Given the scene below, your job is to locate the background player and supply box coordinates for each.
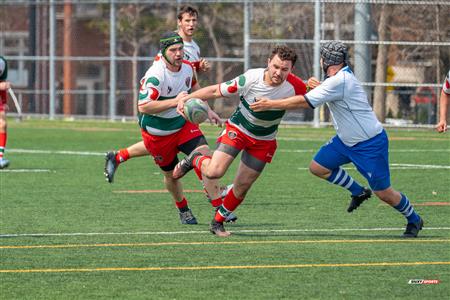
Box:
[0,56,11,169]
[436,70,449,133]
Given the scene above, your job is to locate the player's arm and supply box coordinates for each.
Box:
[436,89,449,133]
[251,95,313,112]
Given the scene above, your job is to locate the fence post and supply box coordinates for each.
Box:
[49,0,56,119]
[109,0,116,121]
[312,0,321,128]
[244,0,250,71]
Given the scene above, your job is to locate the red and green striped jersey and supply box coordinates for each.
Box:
[219,68,307,140]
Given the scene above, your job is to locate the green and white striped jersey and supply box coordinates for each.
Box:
[220,68,307,140]
[138,57,195,136]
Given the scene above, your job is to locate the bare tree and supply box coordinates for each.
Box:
[373,4,390,122]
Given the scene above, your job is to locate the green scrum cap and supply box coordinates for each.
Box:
[160,31,183,65]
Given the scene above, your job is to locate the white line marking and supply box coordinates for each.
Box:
[0,169,53,173]
[279,149,450,153]
[1,227,449,238]
[9,149,104,156]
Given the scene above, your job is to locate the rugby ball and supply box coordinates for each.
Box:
[184,98,209,124]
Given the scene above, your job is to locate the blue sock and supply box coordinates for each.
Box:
[327,167,364,196]
[394,193,420,223]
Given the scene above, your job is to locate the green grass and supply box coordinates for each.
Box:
[1,119,449,299]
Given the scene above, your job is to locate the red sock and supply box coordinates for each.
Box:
[115,148,130,164]
[210,197,222,208]
[175,197,188,210]
[193,155,210,173]
[0,132,6,159]
[215,188,243,222]
[194,167,203,180]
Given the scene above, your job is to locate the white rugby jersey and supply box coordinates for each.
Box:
[183,39,201,63]
[138,57,196,136]
[220,68,307,140]
[304,66,383,146]
[442,70,450,95]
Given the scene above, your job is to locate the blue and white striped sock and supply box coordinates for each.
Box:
[327,167,364,196]
[394,193,420,224]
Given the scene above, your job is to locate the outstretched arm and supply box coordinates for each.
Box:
[250,95,313,112]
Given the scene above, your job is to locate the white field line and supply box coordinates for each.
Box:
[1,227,449,238]
[0,169,52,173]
[279,149,450,153]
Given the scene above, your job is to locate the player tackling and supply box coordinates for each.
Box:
[250,41,424,238]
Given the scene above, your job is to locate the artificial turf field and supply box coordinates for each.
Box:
[0,119,449,299]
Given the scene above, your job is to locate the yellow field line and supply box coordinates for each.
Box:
[1,239,449,250]
[1,261,449,274]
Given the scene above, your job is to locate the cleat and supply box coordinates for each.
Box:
[0,158,10,169]
[209,220,231,237]
[173,151,202,179]
[403,217,424,238]
[104,151,118,183]
[347,188,372,212]
[179,209,198,225]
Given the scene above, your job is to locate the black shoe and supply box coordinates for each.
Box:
[104,151,118,183]
[403,217,424,238]
[173,151,202,179]
[179,209,198,225]
[348,188,372,212]
[209,220,231,237]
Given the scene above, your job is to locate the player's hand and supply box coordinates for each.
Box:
[250,97,272,112]
[207,108,223,127]
[199,58,211,72]
[175,92,189,118]
[307,77,320,90]
[0,81,11,91]
[436,120,448,133]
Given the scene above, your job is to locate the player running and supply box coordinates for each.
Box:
[105,5,211,183]
[173,45,307,236]
[0,56,11,169]
[250,41,424,238]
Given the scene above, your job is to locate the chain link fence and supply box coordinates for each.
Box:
[1,0,449,126]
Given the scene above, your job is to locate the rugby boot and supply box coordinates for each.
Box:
[104,151,118,183]
[173,151,202,179]
[403,217,424,238]
[0,158,10,169]
[347,187,372,212]
[210,220,231,237]
[179,209,198,225]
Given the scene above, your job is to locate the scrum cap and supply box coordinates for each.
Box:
[160,31,183,53]
[320,41,348,71]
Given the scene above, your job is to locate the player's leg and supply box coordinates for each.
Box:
[211,150,266,237]
[352,130,423,237]
[160,160,197,225]
[104,141,150,183]
[0,110,9,169]
[141,130,197,225]
[310,136,370,212]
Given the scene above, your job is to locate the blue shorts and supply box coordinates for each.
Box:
[313,130,391,191]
